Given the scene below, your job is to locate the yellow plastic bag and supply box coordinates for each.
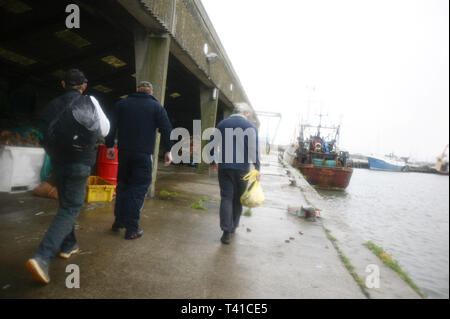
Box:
[240,169,264,207]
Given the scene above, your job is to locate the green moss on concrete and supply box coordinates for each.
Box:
[327,234,337,242]
[200,196,219,203]
[160,190,219,211]
[364,241,425,298]
[160,190,218,203]
[325,228,368,297]
[159,189,188,198]
[190,200,207,210]
[336,246,367,295]
[244,209,252,217]
[324,228,337,242]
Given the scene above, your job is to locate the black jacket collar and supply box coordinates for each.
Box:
[130,91,158,101]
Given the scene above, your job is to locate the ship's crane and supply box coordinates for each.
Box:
[435,144,449,172]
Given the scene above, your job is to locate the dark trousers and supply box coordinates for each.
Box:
[218,169,248,232]
[35,162,90,262]
[114,150,152,234]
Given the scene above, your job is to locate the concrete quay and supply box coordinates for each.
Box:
[0,153,371,298]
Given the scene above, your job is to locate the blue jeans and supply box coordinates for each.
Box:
[35,162,90,262]
[218,169,248,232]
[113,150,152,234]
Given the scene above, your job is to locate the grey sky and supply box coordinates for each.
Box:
[201,0,449,162]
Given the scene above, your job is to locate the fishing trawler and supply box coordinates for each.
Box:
[292,119,353,190]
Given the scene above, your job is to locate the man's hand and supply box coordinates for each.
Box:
[210,163,218,171]
[106,148,116,160]
[164,151,172,166]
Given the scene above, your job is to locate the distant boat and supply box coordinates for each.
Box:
[367,155,406,172]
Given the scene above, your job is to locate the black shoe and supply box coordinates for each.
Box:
[220,231,231,244]
[125,229,144,240]
[112,223,124,232]
[26,256,50,284]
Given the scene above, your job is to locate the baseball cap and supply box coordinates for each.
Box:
[64,68,88,86]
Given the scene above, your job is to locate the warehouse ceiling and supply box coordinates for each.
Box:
[0,0,140,109]
[0,0,205,126]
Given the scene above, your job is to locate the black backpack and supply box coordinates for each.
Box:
[44,94,99,158]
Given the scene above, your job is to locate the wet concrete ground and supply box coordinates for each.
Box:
[0,154,365,298]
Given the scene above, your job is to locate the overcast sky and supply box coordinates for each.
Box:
[201,0,449,162]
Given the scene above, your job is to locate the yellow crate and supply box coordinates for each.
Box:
[85,176,116,202]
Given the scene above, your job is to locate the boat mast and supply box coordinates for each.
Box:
[335,125,340,145]
[316,112,324,137]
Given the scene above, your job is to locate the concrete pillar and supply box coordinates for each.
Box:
[134,28,171,197]
[199,87,219,172]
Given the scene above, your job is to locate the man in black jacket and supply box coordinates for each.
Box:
[105,81,173,240]
[26,69,110,284]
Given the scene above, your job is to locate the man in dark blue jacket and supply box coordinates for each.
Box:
[211,103,260,244]
[105,81,173,239]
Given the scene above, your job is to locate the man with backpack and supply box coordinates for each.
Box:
[26,69,110,284]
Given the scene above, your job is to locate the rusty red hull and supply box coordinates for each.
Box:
[296,164,353,190]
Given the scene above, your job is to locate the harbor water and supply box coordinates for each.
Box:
[317,169,449,299]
